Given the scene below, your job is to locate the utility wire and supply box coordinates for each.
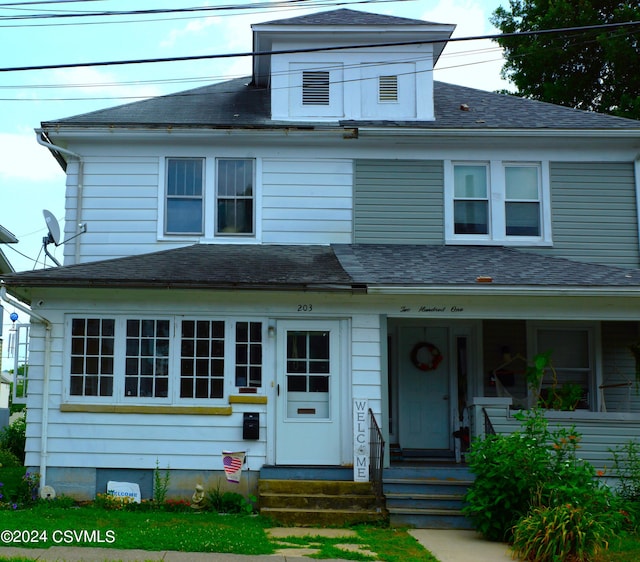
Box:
[1,20,638,73]
[0,0,403,23]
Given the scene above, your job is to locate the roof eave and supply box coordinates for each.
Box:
[367,285,640,296]
[356,127,640,138]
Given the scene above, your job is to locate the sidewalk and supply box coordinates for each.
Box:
[0,529,517,561]
[410,529,516,561]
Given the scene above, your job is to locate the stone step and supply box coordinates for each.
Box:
[261,506,385,527]
[258,478,386,526]
[385,492,466,511]
[259,479,375,495]
[260,491,378,510]
[387,506,474,530]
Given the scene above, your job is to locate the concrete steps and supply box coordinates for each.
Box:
[258,474,386,526]
[384,465,474,529]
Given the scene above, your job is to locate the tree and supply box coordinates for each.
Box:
[491,1,640,119]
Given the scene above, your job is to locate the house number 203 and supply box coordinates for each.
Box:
[297,304,313,312]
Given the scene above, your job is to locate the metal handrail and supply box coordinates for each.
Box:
[368,408,385,506]
[482,407,496,436]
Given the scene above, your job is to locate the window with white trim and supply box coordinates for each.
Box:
[66,316,264,402]
[70,318,115,397]
[532,324,595,410]
[161,157,256,239]
[446,161,549,245]
[165,158,204,235]
[216,159,254,235]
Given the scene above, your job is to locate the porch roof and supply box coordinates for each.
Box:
[332,244,640,288]
[3,244,640,300]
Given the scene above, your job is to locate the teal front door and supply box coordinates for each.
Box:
[398,326,451,451]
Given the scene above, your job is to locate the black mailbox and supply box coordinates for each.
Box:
[243,412,259,440]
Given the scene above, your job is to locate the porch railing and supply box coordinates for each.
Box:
[368,408,385,507]
[482,407,496,435]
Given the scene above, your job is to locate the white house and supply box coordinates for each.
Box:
[2,8,640,527]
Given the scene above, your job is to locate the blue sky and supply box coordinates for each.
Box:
[0,0,508,362]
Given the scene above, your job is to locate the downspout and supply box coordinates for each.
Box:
[635,154,640,261]
[35,130,84,265]
[0,287,52,493]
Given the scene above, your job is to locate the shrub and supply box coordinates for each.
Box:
[0,414,26,464]
[463,410,551,541]
[610,440,640,502]
[0,449,21,468]
[464,409,624,543]
[512,502,610,562]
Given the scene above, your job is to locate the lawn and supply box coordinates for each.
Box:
[0,503,436,561]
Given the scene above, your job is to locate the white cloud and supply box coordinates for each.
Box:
[160,16,221,49]
[51,66,162,101]
[0,132,65,182]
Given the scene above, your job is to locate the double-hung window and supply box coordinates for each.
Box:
[165,158,204,235]
[162,157,256,239]
[447,161,549,245]
[216,159,254,235]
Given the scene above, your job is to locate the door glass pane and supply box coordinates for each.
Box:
[286,330,330,419]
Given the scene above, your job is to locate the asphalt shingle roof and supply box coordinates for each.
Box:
[4,244,640,292]
[332,245,640,287]
[42,78,640,131]
[258,8,437,26]
[1,245,353,290]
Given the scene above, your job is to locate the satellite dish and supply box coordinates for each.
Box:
[43,209,61,246]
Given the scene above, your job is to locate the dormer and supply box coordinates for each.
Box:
[251,9,455,123]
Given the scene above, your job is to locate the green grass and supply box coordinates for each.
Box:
[0,504,437,561]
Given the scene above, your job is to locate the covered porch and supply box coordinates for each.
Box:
[384,316,640,467]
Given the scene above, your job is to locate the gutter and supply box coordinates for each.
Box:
[0,287,52,495]
[36,130,84,265]
[366,285,640,297]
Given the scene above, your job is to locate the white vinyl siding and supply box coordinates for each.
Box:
[262,158,353,244]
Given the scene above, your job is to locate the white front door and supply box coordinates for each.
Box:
[399,326,451,451]
[275,320,342,465]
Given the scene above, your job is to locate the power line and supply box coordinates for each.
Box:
[0,0,403,26]
[1,19,638,74]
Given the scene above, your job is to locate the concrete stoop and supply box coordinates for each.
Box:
[258,479,387,526]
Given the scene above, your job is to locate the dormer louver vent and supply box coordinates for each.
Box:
[379,75,398,102]
[302,71,330,105]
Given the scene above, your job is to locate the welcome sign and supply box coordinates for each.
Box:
[106,481,141,503]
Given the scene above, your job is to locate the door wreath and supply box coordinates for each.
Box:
[411,342,443,372]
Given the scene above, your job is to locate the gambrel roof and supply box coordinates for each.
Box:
[42,77,640,132]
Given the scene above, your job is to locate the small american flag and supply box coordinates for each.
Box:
[223,455,243,474]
